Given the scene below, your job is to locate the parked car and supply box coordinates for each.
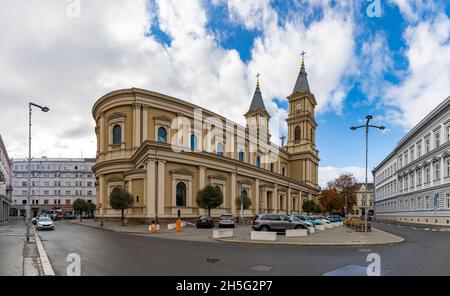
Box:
[292,215,314,227]
[32,216,39,225]
[37,217,54,231]
[317,216,331,224]
[327,215,343,222]
[196,216,214,228]
[252,214,307,232]
[218,214,235,228]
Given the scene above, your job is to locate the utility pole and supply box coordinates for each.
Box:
[351,115,385,233]
[27,102,50,242]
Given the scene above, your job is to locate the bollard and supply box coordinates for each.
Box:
[176,218,182,232]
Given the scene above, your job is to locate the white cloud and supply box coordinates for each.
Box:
[319,166,372,188]
[0,0,358,159]
[384,13,450,128]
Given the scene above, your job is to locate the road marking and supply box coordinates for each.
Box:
[33,228,55,276]
[424,228,430,231]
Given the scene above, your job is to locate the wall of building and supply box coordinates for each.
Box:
[0,135,12,222]
[11,158,96,216]
[374,96,450,226]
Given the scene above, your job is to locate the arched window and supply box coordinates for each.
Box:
[158,127,167,143]
[216,143,223,156]
[190,134,197,151]
[238,150,244,162]
[295,126,301,142]
[176,182,186,207]
[270,163,274,172]
[256,156,261,168]
[242,189,248,199]
[282,167,286,176]
[112,125,121,145]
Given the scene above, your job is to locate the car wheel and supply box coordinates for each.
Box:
[294,225,302,229]
[260,225,270,232]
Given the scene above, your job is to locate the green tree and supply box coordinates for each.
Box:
[87,203,97,217]
[109,187,134,226]
[197,185,223,216]
[302,200,317,215]
[235,193,252,211]
[72,199,89,222]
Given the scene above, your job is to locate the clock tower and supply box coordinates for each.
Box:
[286,53,319,188]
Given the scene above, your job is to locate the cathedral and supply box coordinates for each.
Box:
[92,56,320,222]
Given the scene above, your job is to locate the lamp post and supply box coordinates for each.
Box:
[351,115,385,233]
[27,102,50,242]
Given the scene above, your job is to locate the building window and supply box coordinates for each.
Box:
[425,165,430,183]
[112,125,121,145]
[294,126,301,142]
[410,147,414,161]
[282,167,286,176]
[65,199,70,205]
[216,143,223,156]
[176,182,187,207]
[256,156,261,168]
[434,162,440,180]
[158,127,167,143]
[238,150,244,162]
[417,170,422,185]
[446,158,450,177]
[190,134,197,151]
[425,137,430,153]
[434,131,440,148]
[446,126,450,142]
[447,193,450,209]
[270,163,274,172]
[417,142,422,158]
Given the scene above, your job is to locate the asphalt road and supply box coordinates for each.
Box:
[38,221,450,276]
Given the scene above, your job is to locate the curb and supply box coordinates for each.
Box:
[33,228,55,276]
[216,237,405,246]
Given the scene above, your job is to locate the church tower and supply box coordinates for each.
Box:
[245,74,271,144]
[286,53,319,188]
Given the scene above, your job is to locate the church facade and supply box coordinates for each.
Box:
[92,58,320,223]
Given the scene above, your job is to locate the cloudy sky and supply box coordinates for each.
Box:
[0,0,449,186]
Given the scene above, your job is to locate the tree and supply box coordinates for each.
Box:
[109,187,134,226]
[72,199,89,222]
[325,173,358,215]
[235,194,252,211]
[319,188,341,214]
[87,203,97,217]
[302,200,317,215]
[197,185,223,216]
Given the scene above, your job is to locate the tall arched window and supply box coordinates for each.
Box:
[295,126,301,142]
[176,182,186,207]
[112,125,121,145]
[238,150,244,162]
[158,127,167,143]
[216,143,223,156]
[256,156,261,168]
[242,189,248,199]
[270,163,274,172]
[190,134,197,151]
[282,167,286,176]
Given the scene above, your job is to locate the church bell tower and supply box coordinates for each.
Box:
[286,52,319,188]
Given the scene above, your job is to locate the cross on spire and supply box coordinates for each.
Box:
[256,73,261,87]
[300,50,306,69]
[280,135,286,147]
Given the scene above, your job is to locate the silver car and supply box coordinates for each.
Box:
[252,214,307,232]
[37,217,54,230]
[218,214,235,228]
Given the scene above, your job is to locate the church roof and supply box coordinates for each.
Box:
[292,61,310,94]
[245,76,270,117]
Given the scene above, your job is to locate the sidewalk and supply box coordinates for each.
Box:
[0,217,43,276]
[69,220,404,246]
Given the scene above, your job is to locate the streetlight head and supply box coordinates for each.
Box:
[41,107,50,112]
[350,126,357,131]
[366,115,373,120]
[379,126,386,130]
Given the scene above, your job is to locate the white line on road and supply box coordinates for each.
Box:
[33,228,55,276]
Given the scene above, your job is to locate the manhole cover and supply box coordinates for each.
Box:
[206,258,223,264]
[251,265,272,272]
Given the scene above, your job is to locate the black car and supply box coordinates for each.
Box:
[196,216,214,228]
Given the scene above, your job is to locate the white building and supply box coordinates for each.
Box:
[0,135,13,222]
[353,183,374,217]
[11,157,96,217]
[374,96,450,226]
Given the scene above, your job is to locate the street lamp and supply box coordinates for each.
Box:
[350,115,385,233]
[27,102,50,242]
